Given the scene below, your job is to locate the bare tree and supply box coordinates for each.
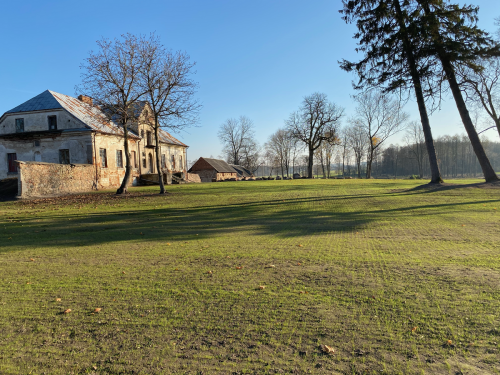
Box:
[404,121,426,178]
[137,34,200,194]
[351,91,409,178]
[338,127,351,177]
[78,34,146,194]
[457,58,500,138]
[346,122,366,178]
[286,93,344,178]
[265,128,296,177]
[218,116,257,165]
[240,138,262,174]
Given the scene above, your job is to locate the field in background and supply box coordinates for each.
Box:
[0,179,499,374]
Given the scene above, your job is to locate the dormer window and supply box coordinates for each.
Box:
[48,116,57,130]
[141,130,145,138]
[15,118,24,133]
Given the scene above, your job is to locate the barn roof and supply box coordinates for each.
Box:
[230,164,254,178]
[200,158,237,173]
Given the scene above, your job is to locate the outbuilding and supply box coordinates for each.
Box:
[188,157,237,182]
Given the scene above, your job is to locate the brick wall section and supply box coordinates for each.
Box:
[17,161,96,198]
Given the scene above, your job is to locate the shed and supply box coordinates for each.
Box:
[188,157,238,182]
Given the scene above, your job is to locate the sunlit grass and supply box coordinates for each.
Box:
[0,179,499,374]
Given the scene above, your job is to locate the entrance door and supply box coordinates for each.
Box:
[149,154,154,173]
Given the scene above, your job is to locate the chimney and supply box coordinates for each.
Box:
[78,95,93,106]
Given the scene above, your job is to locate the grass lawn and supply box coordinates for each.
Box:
[0,179,499,375]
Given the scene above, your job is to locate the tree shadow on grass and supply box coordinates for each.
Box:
[2,189,499,252]
[405,180,500,194]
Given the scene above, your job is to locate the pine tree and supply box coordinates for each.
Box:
[340,0,444,183]
[415,0,499,182]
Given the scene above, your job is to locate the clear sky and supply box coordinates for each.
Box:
[1,0,499,163]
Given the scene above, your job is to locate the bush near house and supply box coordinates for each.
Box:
[0,179,499,374]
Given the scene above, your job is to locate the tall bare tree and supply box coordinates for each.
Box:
[346,122,366,178]
[137,34,200,194]
[457,58,500,138]
[351,91,409,178]
[286,93,343,178]
[265,128,296,177]
[218,116,257,165]
[78,34,146,194]
[240,138,262,174]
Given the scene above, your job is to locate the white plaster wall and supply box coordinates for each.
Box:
[0,133,92,180]
[0,110,87,134]
[94,133,140,187]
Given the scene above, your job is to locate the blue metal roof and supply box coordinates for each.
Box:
[6,90,64,113]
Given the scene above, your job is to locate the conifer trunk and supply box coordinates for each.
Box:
[393,0,443,183]
[418,1,498,182]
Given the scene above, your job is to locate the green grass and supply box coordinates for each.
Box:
[0,179,499,374]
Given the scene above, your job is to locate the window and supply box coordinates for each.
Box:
[15,118,24,133]
[34,140,40,147]
[171,154,176,170]
[146,131,152,146]
[141,130,145,138]
[59,149,70,164]
[48,116,57,130]
[180,155,183,170]
[131,151,137,168]
[116,150,123,168]
[142,158,146,168]
[100,148,107,168]
[7,153,17,173]
[161,154,166,168]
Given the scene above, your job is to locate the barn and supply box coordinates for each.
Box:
[188,157,238,182]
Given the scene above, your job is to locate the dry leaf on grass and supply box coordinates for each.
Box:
[63,309,71,314]
[411,327,417,333]
[236,266,243,270]
[30,258,35,261]
[207,271,213,274]
[259,285,265,289]
[55,298,62,302]
[320,344,335,355]
[94,308,102,313]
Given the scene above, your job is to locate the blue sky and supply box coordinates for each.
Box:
[1,0,499,162]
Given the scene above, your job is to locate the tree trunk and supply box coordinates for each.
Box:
[418,2,498,182]
[307,148,314,178]
[366,147,374,178]
[117,122,131,194]
[154,120,166,194]
[393,0,443,183]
